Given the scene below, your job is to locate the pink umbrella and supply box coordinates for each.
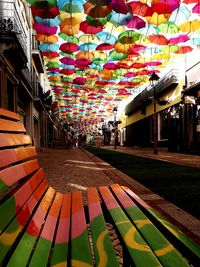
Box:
[124,72,137,78]
[103,62,119,70]
[73,77,86,85]
[111,0,129,14]
[146,61,162,66]
[126,16,146,30]
[75,59,91,66]
[60,57,75,65]
[33,21,57,35]
[169,34,190,44]
[192,3,200,14]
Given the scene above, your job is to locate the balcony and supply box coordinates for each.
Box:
[32,36,44,73]
[125,69,179,116]
[0,0,29,66]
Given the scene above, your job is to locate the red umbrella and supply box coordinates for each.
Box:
[60,69,75,75]
[128,1,153,17]
[148,34,169,45]
[96,43,114,51]
[152,0,180,15]
[73,77,86,85]
[130,62,147,69]
[175,46,193,54]
[80,21,103,34]
[124,72,137,78]
[60,42,79,53]
[41,52,59,57]
[31,6,59,18]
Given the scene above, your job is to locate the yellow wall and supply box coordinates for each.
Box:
[118,79,184,129]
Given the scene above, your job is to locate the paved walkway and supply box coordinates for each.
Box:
[38,147,200,245]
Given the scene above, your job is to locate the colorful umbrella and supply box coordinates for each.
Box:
[60,42,79,53]
[80,20,103,34]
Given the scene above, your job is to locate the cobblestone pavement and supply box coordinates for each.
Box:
[38,147,200,244]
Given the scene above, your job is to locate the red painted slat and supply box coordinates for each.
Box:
[0,146,37,168]
[0,133,32,148]
[0,119,26,133]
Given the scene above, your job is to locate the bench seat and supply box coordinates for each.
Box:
[0,108,200,267]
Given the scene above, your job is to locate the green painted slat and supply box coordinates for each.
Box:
[50,193,71,267]
[87,187,119,267]
[29,193,63,267]
[71,191,93,267]
[6,188,55,267]
[111,184,189,267]
[123,186,200,261]
[99,186,162,267]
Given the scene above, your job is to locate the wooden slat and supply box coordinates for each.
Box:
[0,146,37,168]
[122,186,200,261]
[50,193,71,267]
[111,184,189,267]
[0,159,40,193]
[0,178,48,264]
[0,133,32,148]
[6,187,55,267]
[0,108,20,121]
[71,191,93,267]
[29,192,63,267]
[87,187,119,267]
[99,186,162,267]
[0,118,26,133]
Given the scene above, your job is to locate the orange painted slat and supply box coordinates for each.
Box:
[0,108,20,121]
[0,119,26,132]
[0,133,32,148]
[0,146,37,168]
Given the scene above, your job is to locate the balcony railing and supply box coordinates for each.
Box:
[0,0,29,57]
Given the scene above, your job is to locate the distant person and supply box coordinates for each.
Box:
[96,134,103,148]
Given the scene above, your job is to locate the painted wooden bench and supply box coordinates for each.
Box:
[0,108,200,267]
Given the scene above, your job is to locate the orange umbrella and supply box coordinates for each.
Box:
[76,51,95,60]
[36,34,58,43]
[60,21,80,35]
[83,1,112,18]
[148,34,169,45]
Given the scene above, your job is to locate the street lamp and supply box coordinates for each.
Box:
[113,107,118,149]
[149,72,160,154]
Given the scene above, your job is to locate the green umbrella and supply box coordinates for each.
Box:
[109,50,128,60]
[58,33,79,43]
[118,30,140,44]
[157,21,179,35]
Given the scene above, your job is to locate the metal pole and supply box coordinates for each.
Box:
[114,112,117,149]
[153,86,158,154]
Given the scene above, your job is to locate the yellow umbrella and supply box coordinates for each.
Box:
[93,51,107,60]
[114,43,134,53]
[104,22,125,34]
[58,11,83,23]
[179,20,200,33]
[79,34,100,43]
[145,12,170,26]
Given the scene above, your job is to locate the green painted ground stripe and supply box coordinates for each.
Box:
[123,186,200,260]
[111,184,189,267]
[99,186,162,267]
[87,188,119,267]
[50,243,69,267]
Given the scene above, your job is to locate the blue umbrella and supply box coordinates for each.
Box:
[79,43,97,51]
[35,16,60,27]
[96,31,117,45]
[39,43,59,52]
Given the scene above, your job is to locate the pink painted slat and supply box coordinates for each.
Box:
[0,108,20,121]
[40,192,63,241]
[87,187,102,222]
[71,191,87,239]
[55,193,71,243]
[111,184,137,208]
[0,159,40,187]
[99,186,120,210]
